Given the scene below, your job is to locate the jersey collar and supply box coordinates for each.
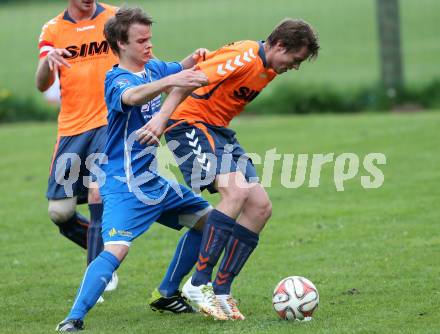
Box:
[63,3,105,23]
[258,40,268,68]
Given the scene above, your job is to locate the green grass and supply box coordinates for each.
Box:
[0,0,439,102]
[1,112,439,333]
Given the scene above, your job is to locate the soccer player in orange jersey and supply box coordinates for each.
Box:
[35,0,120,298]
[140,19,320,319]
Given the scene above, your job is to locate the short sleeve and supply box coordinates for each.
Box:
[105,73,136,113]
[162,61,183,76]
[38,19,57,59]
[196,45,258,86]
[147,59,183,78]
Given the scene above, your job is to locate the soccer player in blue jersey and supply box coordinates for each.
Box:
[56,7,223,331]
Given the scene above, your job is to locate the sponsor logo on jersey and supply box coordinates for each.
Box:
[116,79,130,89]
[64,40,110,59]
[141,95,161,121]
[233,86,260,102]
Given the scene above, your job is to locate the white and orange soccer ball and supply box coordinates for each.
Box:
[272,276,319,321]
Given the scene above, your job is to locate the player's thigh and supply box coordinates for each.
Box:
[101,191,163,247]
[157,183,212,231]
[47,131,93,202]
[231,137,259,184]
[84,126,107,202]
[213,138,259,195]
[86,126,107,156]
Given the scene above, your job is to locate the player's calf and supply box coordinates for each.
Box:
[238,183,272,233]
[86,186,105,265]
[215,172,250,218]
[191,210,236,286]
[212,223,259,295]
[60,248,123,327]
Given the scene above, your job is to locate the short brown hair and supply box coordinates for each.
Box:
[104,7,153,55]
[267,19,319,60]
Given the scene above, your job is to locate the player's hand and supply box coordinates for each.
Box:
[136,113,167,145]
[46,48,72,71]
[170,68,208,88]
[192,48,209,62]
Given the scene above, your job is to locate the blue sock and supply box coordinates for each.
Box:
[87,203,104,265]
[191,209,235,286]
[67,251,120,320]
[159,229,202,297]
[213,223,259,295]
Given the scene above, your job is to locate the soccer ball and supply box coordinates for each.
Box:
[272,276,319,321]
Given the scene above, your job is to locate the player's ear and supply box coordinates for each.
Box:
[276,42,288,54]
[117,40,126,52]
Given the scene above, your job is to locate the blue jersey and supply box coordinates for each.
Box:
[101,59,182,196]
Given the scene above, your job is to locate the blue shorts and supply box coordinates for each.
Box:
[101,182,211,246]
[164,120,258,193]
[47,126,107,203]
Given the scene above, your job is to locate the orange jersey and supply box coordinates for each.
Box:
[38,3,118,136]
[171,40,277,127]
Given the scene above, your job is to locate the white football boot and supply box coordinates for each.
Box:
[182,277,228,320]
[104,271,118,292]
[217,294,245,320]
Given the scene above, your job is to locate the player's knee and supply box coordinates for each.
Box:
[88,185,102,204]
[224,185,250,209]
[245,189,272,224]
[259,197,272,223]
[218,173,250,205]
[104,244,129,262]
[48,198,76,225]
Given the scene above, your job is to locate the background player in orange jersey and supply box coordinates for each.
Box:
[35,0,209,302]
[138,19,320,320]
[35,0,120,300]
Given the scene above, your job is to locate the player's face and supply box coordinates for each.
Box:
[69,0,96,13]
[121,23,153,66]
[268,44,310,74]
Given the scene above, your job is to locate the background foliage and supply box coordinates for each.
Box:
[0,0,439,121]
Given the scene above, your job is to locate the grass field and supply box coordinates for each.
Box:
[0,0,439,101]
[1,112,439,333]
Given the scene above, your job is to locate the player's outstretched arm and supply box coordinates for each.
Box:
[136,87,192,145]
[180,48,209,69]
[35,48,71,92]
[122,68,208,107]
